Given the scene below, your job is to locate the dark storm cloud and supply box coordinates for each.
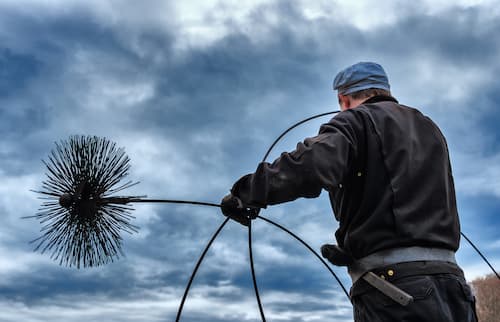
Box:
[2,3,499,142]
[362,7,499,63]
[120,3,500,163]
[0,8,142,174]
[0,49,41,98]
[474,86,500,154]
[4,2,498,171]
[0,265,136,304]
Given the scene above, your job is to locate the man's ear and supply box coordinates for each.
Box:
[338,94,350,110]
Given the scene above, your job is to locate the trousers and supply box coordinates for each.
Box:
[350,262,478,322]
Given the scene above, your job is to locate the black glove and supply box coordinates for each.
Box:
[320,244,354,266]
[220,194,258,227]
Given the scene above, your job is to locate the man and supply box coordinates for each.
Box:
[221,62,477,321]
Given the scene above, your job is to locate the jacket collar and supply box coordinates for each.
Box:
[363,95,398,104]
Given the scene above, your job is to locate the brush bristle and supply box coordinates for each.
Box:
[29,135,139,268]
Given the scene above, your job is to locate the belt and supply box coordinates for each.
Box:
[350,260,464,299]
[347,247,457,306]
[348,246,457,283]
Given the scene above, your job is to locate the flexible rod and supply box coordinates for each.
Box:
[249,220,266,321]
[461,232,500,280]
[258,215,350,299]
[247,110,342,321]
[175,217,230,321]
[131,198,221,208]
[262,111,339,161]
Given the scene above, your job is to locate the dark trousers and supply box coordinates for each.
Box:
[350,262,478,322]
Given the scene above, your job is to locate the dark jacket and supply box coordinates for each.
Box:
[232,95,460,259]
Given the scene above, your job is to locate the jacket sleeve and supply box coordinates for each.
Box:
[231,112,360,208]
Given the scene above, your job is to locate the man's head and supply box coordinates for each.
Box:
[333,62,391,111]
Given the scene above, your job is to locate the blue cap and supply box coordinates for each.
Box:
[333,62,390,95]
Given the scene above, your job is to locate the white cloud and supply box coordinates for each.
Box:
[125,254,177,281]
[254,242,289,264]
[0,284,352,322]
[262,290,352,322]
[120,133,221,199]
[0,171,44,248]
[453,151,500,197]
[4,0,496,55]
[461,260,500,281]
[489,239,500,250]
[71,50,156,111]
[390,55,492,112]
[0,247,54,285]
[0,289,179,322]
[204,236,249,272]
[420,0,500,14]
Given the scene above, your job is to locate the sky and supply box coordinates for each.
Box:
[1,0,499,321]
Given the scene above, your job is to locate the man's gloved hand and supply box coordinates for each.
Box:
[320,244,354,266]
[220,194,258,227]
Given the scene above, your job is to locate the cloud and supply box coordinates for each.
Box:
[488,240,500,250]
[0,282,352,322]
[1,1,500,321]
[0,289,179,322]
[454,152,500,197]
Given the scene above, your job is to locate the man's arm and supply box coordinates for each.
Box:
[231,112,361,208]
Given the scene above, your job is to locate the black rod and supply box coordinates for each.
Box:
[246,110,342,321]
[175,217,231,321]
[258,215,350,299]
[248,220,266,321]
[461,231,500,280]
[130,199,221,208]
[262,111,339,161]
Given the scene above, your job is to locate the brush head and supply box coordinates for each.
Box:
[29,135,140,268]
[59,193,74,208]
